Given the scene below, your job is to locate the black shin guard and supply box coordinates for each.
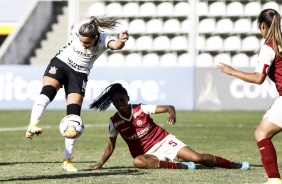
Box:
[40,85,57,102]
[67,104,81,116]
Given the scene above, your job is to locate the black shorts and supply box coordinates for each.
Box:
[44,57,88,96]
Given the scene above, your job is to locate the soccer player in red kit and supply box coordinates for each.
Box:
[89,83,249,170]
[217,9,282,184]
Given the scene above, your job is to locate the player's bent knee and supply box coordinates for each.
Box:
[40,85,57,102]
[133,157,145,168]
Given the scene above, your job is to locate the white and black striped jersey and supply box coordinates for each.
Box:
[55,23,116,75]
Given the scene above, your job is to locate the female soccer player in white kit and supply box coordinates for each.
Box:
[25,16,128,172]
[217,9,282,184]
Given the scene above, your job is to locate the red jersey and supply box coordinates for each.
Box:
[255,41,282,95]
[108,104,169,158]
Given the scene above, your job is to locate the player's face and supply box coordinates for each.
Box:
[112,93,130,114]
[79,35,97,49]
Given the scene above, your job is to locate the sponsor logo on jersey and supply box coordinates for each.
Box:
[67,58,83,70]
[124,125,151,140]
[136,120,142,126]
[114,120,125,128]
[74,49,95,58]
[48,66,58,74]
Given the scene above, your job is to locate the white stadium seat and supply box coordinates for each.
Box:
[209,2,226,16]
[174,2,189,17]
[94,53,107,67]
[153,36,170,51]
[196,53,213,67]
[181,19,190,33]
[244,2,261,16]
[224,36,241,51]
[170,36,188,51]
[146,19,163,34]
[242,36,259,51]
[226,2,244,17]
[196,35,205,50]
[128,19,146,34]
[160,53,178,67]
[125,53,142,67]
[157,2,174,17]
[197,2,208,16]
[234,18,251,33]
[139,2,156,17]
[178,53,193,67]
[205,36,223,51]
[163,19,181,33]
[262,2,279,12]
[249,54,258,67]
[107,53,124,67]
[143,53,159,67]
[252,20,260,34]
[123,2,139,17]
[136,36,153,51]
[115,19,128,33]
[106,3,122,17]
[199,18,216,34]
[87,2,106,17]
[216,18,233,33]
[231,53,249,67]
[213,53,231,66]
[122,36,135,51]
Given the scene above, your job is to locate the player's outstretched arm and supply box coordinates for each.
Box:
[89,136,117,169]
[108,30,129,50]
[155,105,176,125]
[217,62,266,84]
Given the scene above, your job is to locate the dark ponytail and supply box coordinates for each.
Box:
[89,83,127,111]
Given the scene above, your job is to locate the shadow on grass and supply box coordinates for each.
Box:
[0,160,95,165]
[250,164,263,168]
[0,169,143,182]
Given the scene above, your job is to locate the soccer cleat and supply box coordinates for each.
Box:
[231,161,250,170]
[62,158,78,172]
[25,120,43,139]
[264,178,282,184]
[178,161,196,170]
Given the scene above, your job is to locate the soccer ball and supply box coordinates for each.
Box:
[59,115,84,139]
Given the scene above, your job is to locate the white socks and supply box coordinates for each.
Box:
[29,94,50,125]
[64,138,76,159]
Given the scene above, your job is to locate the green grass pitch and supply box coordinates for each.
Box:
[0,110,281,184]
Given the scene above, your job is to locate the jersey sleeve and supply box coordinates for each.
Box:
[100,33,117,49]
[255,45,275,74]
[140,104,157,114]
[108,119,118,137]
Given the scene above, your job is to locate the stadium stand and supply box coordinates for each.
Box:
[3,0,279,67]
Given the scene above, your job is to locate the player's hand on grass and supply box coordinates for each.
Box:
[167,116,176,125]
[89,163,103,169]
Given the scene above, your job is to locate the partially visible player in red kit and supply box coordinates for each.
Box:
[217,8,282,184]
[88,83,249,170]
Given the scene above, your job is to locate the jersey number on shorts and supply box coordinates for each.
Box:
[169,140,177,147]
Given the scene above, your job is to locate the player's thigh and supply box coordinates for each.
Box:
[43,76,61,90]
[177,146,202,162]
[255,118,282,141]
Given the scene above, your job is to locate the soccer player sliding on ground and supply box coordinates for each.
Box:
[89,83,249,170]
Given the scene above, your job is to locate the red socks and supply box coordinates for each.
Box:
[158,161,178,169]
[257,138,280,178]
[213,156,232,168]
